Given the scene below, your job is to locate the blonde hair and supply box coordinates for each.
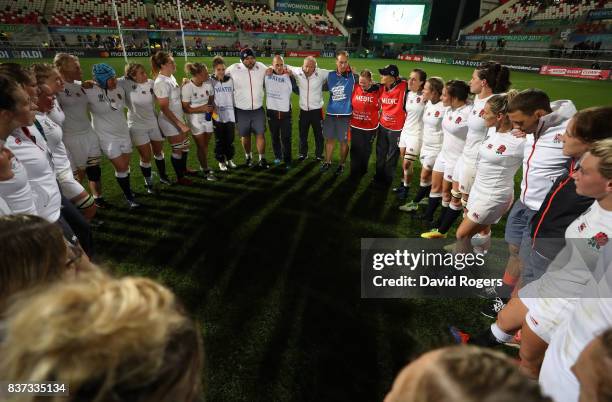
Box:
[184,62,206,77]
[0,271,203,402]
[30,63,59,86]
[487,89,519,115]
[590,138,612,180]
[53,52,78,72]
[125,63,146,81]
[0,215,67,313]
[391,346,551,402]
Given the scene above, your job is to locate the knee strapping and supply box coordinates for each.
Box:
[75,194,95,210]
[461,198,468,208]
[182,138,191,149]
[451,189,462,199]
[86,156,101,167]
[404,153,417,162]
[85,165,101,182]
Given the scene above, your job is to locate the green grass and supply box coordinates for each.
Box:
[8,56,612,401]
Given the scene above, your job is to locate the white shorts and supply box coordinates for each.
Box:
[399,134,422,158]
[465,194,512,225]
[458,161,477,194]
[519,282,575,344]
[433,151,458,182]
[188,115,214,135]
[99,136,133,160]
[158,114,181,137]
[57,168,85,200]
[130,126,163,147]
[419,150,440,171]
[63,130,102,169]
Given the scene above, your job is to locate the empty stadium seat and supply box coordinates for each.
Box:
[231,1,308,34]
[154,0,236,31]
[50,0,148,28]
[0,0,43,25]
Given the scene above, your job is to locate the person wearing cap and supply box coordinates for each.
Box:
[374,64,409,185]
[226,47,270,168]
[321,50,359,175]
[264,55,297,169]
[285,56,332,162]
[85,63,139,209]
[349,69,381,176]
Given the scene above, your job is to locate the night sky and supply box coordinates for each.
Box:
[345,0,482,40]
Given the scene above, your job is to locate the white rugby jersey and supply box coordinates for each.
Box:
[287,65,330,111]
[520,100,576,211]
[118,77,159,131]
[154,74,184,126]
[539,245,612,402]
[181,79,214,127]
[212,75,235,123]
[462,93,494,162]
[0,148,37,216]
[35,112,72,175]
[56,81,93,137]
[6,127,61,222]
[440,103,472,159]
[536,200,612,299]
[400,91,425,138]
[265,72,293,112]
[48,97,65,127]
[85,85,130,139]
[226,61,267,110]
[421,100,446,153]
[470,127,525,203]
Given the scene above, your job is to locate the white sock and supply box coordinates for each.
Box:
[490,323,514,343]
[259,154,264,161]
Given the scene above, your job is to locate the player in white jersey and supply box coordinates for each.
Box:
[399,77,445,212]
[87,64,139,209]
[454,91,525,247]
[151,51,192,186]
[457,63,511,205]
[420,80,472,239]
[395,69,426,199]
[119,63,170,191]
[181,62,217,181]
[0,75,37,216]
[32,64,66,127]
[35,86,96,220]
[454,142,612,379]
[53,53,107,208]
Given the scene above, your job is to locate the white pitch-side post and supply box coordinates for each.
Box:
[176,0,188,61]
[111,0,129,64]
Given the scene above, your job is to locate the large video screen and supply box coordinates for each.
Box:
[372,4,425,35]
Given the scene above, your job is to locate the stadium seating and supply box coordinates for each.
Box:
[469,0,611,35]
[0,0,43,25]
[154,0,236,31]
[302,13,343,36]
[50,0,148,28]
[231,1,308,34]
